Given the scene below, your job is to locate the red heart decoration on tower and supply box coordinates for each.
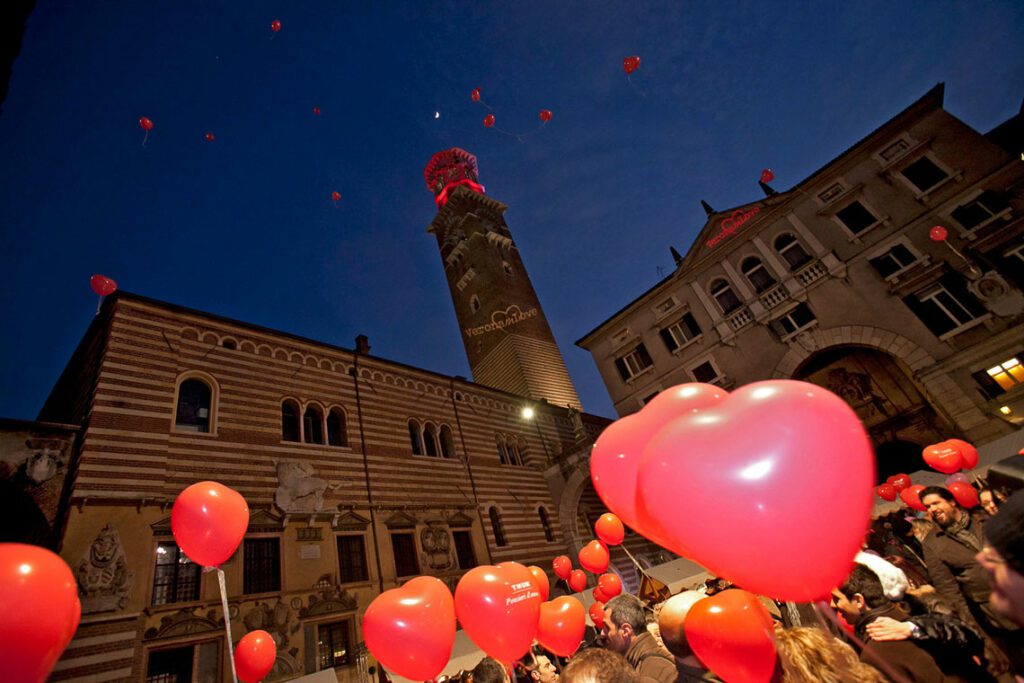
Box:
[636,380,874,601]
[362,576,455,681]
[578,540,610,574]
[923,441,964,474]
[455,563,542,662]
[685,589,777,683]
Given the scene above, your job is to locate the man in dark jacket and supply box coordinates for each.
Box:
[601,594,676,683]
[832,565,993,681]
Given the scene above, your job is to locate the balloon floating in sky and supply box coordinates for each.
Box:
[204,132,215,142]
[138,116,153,146]
[483,114,495,128]
[623,56,641,74]
[271,19,281,32]
[471,87,481,103]
[312,106,321,116]
[539,109,553,123]
[331,191,341,204]
[760,168,775,184]
[90,274,117,297]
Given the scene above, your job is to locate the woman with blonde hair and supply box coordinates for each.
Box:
[774,627,886,683]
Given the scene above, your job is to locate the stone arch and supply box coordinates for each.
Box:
[274,348,288,360]
[201,332,219,345]
[257,344,272,357]
[289,352,303,364]
[240,341,256,354]
[319,359,332,370]
[180,328,200,341]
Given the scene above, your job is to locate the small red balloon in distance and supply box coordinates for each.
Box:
[536,597,586,657]
[684,589,777,683]
[0,544,82,683]
[947,438,979,469]
[170,481,249,567]
[539,109,553,123]
[455,563,542,662]
[623,55,640,74]
[234,630,277,683]
[568,569,587,593]
[483,114,495,128]
[528,565,550,602]
[876,483,897,502]
[588,601,606,629]
[331,191,341,202]
[595,513,625,546]
[139,117,154,131]
[579,540,610,574]
[90,274,117,297]
[205,132,215,142]
[312,106,321,116]
[923,441,964,474]
[471,87,481,102]
[270,19,281,32]
[930,225,949,242]
[553,555,573,581]
[364,576,456,681]
[760,168,775,184]
[889,473,912,492]
[900,484,927,512]
[597,573,623,599]
[947,482,980,509]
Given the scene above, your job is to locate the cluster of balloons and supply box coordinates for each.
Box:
[470,85,553,133]
[875,473,911,502]
[590,380,875,602]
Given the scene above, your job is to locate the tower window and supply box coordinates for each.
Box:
[303,405,325,445]
[440,425,455,459]
[327,408,348,447]
[423,423,439,457]
[489,507,507,547]
[282,400,300,442]
[502,261,514,276]
[408,419,423,455]
[496,436,509,465]
[175,379,212,433]
[470,295,481,313]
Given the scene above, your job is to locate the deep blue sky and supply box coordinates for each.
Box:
[1,2,1023,420]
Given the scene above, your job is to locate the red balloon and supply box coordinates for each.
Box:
[471,87,481,102]
[312,106,321,116]
[685,589,776,683]
[483,114,495,128]
[597,573,623,599]
[171,481,249,567]
[579,540,610,574]
[760,168,775,184]
[900,484,927,512]
[536,597,586,657]
[364,576,455,680]
[948,482,980,509]
[947,438,978,469]
[592,586,609,604]
[637,380,874,601]
[589,601,606,629]
[455,563,542,662]
[539,109,553,123]
[623,56,641,74]
[331,191,341,202]
[876,484,897,501]
[90,274,117,297]
[568,569,587,593]
[553,555,572,581]
[0,544,81,683]
[595,513,625,546]
[591,383,727,552]
[139,116,154,131]
[923,441,963,474]
[528,565,550,602]
[270,19,281,32]
[889,473,912,492]
[235,630,277,683]
[205,132,215,142]
[929,225,948,242]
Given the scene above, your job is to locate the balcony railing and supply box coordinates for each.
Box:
[759,283,790,310]
[796,260,827,287]
[727,307,753,331]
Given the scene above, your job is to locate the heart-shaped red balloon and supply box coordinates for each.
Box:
[568,569,587,593]
[923,441,963,474]
[234,630,276,683]
[588,601,606,629]
[946,438,978,469]
[536,597,586,657]
[888,473,912,492]
[876,484,897,501]
[595,513,625,546]
[171,481,249,567]
[553,555,572,581]
[597,573,623,599]
[579,540,610,574]
[685,589,776,683]
[363,576,455,681]
[592,586,609,604]
[455,563,542,662]
[900,484,927,511]
[947,482,979,509]
[528,565,550,601]
[637,380,874,601]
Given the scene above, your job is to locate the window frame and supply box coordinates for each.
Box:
[832,198,883,238]
[408,419,423,455]
[896,153,952,196]
[390,531,421,578]
[659,312,702,353]
[452,528,477,570]
[488,506,508,547]
[242,536,282,595]
[335,533,370,585]
[949,190,1011,232]
[151,541,202,606]
[302,403,326,445]
[709,278,742,314]
[439,424,456,459]
[173,373,218,436]
[614,343,654,382]
[687,357,724,386]
[326,406,349,448]
[904,274,988,339]
[315,618,355,671]
[281,398,301,443]
[740,256,777,294]
[773,233,813,271]
[867,238,924,281]
[771,302,818,340]
[538,507,555,543]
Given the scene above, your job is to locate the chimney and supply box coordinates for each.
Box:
[355,334,371,355]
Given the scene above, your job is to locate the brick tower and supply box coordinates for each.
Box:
[425,148,581,409]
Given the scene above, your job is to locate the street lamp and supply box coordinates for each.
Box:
[521,403,551,464]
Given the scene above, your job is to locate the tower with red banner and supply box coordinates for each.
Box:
[425,148,581,409]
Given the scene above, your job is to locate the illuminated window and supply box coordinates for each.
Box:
[987,357,1024,391]
[152,542,201,605]
[317,620,352,669]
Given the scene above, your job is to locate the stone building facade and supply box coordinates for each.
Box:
[577,84,1024,480]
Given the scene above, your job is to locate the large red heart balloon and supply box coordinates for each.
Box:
[364,576,455,680]
[947,482,979,509]
[597,573,623,599]
[171,481,249,567]
[637,380,874,601]
[528,565,550,601]
[553,555,572,581]
[455,563,542,662]
[234,630,277,683]
[536,597,586,657]
[595,513,625,546]
[685,589,776,683]
[922,441,963,474]
[579,540,610,574]
[900,484,927,511]
[0,544,81,683]
[568,569,587,593]
[947,438,978,469]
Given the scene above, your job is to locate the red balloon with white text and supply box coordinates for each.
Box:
[455,563,541,662]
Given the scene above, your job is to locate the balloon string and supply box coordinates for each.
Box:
[95,295,102,316]
[626,75,648,98]
[142,131,149,147]
[216,568,239,683]
[617,543,654,584]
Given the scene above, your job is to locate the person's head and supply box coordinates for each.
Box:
[656,591,705,660]
[830,565,887,625]
[909,518,935,542]
[920,486,961,528]
[979,489,999,517]
[774,627,887,683]
[978,489,1024,627]
[562,648,638,683]
[601,594,647,655]
[525,647,559,683]
[472,657,510,683]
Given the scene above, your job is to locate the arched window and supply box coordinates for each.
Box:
[506,439,523,466]
[496,436,509,465]
[423,423,439,457]
[440,425,455,459]
[538,507,554,542]
[281,400,300,442]
[709,279,742,314]
[470,295,481,313]
[489,507,507,547]
[175,379,212,433]
[774,234,812,271]
[741,256,776,293]
[303,404,325,444]
[408,419,423,455]
[327,408,348,447]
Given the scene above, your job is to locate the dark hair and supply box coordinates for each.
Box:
[605,594,647,633]
[563,648,638,683]
[472,657,508,683]
[919,486,956,505]
[838,565,888,609]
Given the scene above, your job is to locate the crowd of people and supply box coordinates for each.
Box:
[455,481,1024,683]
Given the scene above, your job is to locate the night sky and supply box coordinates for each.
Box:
[1,1,1022,420]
